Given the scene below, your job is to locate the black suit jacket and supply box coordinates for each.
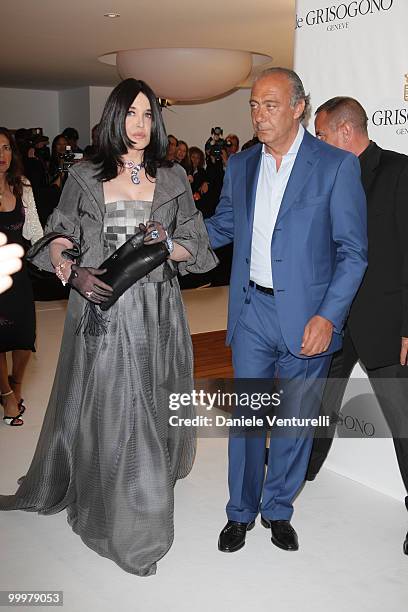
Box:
[347,142,408,368]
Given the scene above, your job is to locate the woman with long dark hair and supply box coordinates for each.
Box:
[0,128,43,426]
[0,80,217,575]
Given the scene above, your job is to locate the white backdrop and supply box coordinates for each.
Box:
[295,0,408,151]
[295,0,408,500]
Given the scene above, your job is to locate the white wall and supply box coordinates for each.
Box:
[58,87,90,149]
[89,86,112,131]
[162,89,254,150]
[0,85,254,153]
[0,87,59,140]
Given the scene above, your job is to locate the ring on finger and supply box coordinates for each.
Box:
[150,229,160,239]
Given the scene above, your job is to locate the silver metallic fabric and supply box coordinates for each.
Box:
[104,199,152,253]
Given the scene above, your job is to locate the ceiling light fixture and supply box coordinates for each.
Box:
[104,12,120,18]
[99,48,272,102]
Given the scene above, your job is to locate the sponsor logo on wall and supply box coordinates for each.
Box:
[338,413,376,437]
[295,0,394,32]
[370,74,408,136]
[336,391,392,439]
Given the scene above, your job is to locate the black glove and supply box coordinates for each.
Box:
[68,264,113,304]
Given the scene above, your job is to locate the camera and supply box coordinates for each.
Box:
[57,146,82,173]
[14,127,49,158]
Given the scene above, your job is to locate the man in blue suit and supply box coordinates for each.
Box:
[205,68,367,553]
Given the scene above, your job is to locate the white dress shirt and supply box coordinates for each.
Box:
[250,124,304,288]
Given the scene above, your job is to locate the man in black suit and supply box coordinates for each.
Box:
[306,97,408,555]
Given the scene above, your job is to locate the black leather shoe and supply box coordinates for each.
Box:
[404,532,408,555]
[261,516,299,551]
[218,520,255,553]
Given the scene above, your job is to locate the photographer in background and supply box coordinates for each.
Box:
[205,127,227,209]
[32,133,51,171]
[62,127,83,154]
[49,134,68,182]
[205,127,226,163]
[15,129,49,202]
[205,127,235,285]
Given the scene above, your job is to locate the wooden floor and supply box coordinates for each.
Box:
[191,330,233,378]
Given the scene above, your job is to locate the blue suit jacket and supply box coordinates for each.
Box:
[205,130,368,357]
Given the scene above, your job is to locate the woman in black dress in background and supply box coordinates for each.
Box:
[0,128,43,425]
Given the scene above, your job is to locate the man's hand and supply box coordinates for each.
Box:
[401,337,408,366]
[300,315,333,356]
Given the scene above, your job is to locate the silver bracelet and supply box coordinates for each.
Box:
[55,259,73,286]
[165,230,174,254]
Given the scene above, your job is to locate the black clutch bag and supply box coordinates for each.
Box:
[98,229,169,311]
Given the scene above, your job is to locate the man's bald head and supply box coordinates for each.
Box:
[316,97,368,135]
[314,97,370,156]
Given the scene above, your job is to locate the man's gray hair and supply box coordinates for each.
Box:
[254,67,310,122]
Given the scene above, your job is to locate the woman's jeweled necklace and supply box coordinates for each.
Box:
[123,160,145,185]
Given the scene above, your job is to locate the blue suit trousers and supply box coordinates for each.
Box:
[227,284,332,522]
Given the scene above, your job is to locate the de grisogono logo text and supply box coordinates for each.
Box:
[296,0,394,30]
[371,108,408,135]
[370,75,408,136]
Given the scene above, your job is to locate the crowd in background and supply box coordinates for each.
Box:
[0,125,100,299]
[7,122,260,290]
[12,125,99,228]
[13,123,259,226]
[165,130,259,287]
